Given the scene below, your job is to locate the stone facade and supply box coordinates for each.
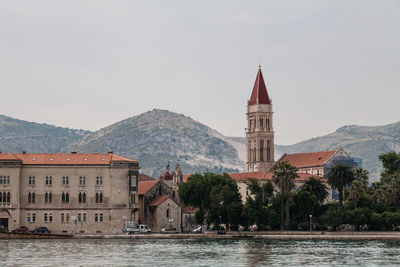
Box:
[0,152,139,234]
[138,179,182,232]
[246,66,275,172]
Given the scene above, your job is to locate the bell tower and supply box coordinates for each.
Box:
[246,65,275,172]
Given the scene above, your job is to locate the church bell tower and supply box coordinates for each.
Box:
[246,65,275,172]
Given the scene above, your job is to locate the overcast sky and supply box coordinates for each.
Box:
[0,1,399,145]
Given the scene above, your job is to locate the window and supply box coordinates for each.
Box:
[131,193,136,204]
[78,213,81,222]
[249,120,252,129]
[49,193,52,203]
[260,118,263,128]
[27,213,31,222]
[166,209,170,218]
[0,192,2,203]
[62,176,69,186]
[44,213,48,222]
[83,213,86,222]
[260,140,264,162]
[28,176,35,186]
[28,192,35,203]
[83,192,86,203]
[78,192,86,203]
[100,213,103,222]
[7,192,10,203]
[2,192,6,203]
[46,176,52,186]
[96,176,103,186]
[7,176,9,185]
[79,192,82,203]
[79,176,86,186]
[0,176,2,185]
[62,192,70,203]
[266,118,270,129]
[61,213,65,223]
[95,192,103,203]
[49,213,53,222]
[95,213,98,222]
[66,213,70,222]
[32,213,36,222]
[267,140,271,162]
[45,192,49,203]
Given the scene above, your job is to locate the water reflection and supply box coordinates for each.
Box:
[1,239,400,266]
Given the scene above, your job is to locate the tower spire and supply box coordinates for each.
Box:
[249,66,271,105]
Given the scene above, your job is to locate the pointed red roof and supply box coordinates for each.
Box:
[249,66,271,105]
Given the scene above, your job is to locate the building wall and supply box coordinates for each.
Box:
[150,198,181,232]
[0,159,138,234]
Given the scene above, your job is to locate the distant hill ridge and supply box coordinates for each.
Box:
[0,111,398,181]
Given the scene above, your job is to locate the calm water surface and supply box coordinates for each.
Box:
[1,238,400,266]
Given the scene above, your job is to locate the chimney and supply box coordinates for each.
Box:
[71,151,77,154]
[108,151,113,154]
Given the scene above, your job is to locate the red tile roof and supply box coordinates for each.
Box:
[148,195,169,207]
[139,174,155,182]
[228,172,313,182]
[5,153,137,165]
[183,206,199,214]
[138,180,158,195]
[0,153,21,161]
[277,151,337,168]
[249,66,271,105]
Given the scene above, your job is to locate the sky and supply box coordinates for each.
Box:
[0,1,399,145]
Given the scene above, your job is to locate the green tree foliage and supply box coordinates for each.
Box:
[300,177,329,213]
[379,151,400,176]
[327,163,354,207]
[273,162,299,230]
[243,179,274,230]
[178,173,243,228]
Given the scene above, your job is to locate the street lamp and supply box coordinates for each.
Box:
[309,214,313,233]
[219,215,222,232]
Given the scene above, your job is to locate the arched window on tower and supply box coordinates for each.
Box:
[0,192,2,203]
[95,192,99,203]
[260,139,264,162]
[45,192,49,203]
[66,193,69,203]
[28,192,31,203]
[62,192,66,203]
[7,192,10,204]
[83,192,86,203]
[79,192,82,203]
[266,118,270,129]
[267,140,271,162]
[32,192,36,203]
[49,192,52,203]
[260,118,263,129]
[99,193,103,203]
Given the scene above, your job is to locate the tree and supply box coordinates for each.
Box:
[243,179,274,229]
[178,173,243,228]
[273,162,299,230]
[348,179,367,209]
[300,177,329,208]
[353,167,369,187]
[379,151,400,176]
[327,163,354,207]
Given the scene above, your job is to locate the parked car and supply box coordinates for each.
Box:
[11,226,29,233]
[32,227,50,234]
[192,226,202,234]
[161,228,178,234]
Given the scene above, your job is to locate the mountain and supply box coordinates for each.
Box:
[232,122,400,182]
[63,109,245,177]
[0,115,89,153]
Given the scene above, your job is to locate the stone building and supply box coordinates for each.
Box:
[246,65,275,172]
[137,164,183,232]
[0,152,139,234]
[276,148,361,178]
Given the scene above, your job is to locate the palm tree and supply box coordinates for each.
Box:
[300,176,329,208]
[348,179,366,208]
[327,162,354,207]
[273,162,299,230]
[353,167,369,187]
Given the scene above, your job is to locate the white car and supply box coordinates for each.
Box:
[192,226,202,234]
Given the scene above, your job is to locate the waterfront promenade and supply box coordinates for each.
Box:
[3,231,400,240]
